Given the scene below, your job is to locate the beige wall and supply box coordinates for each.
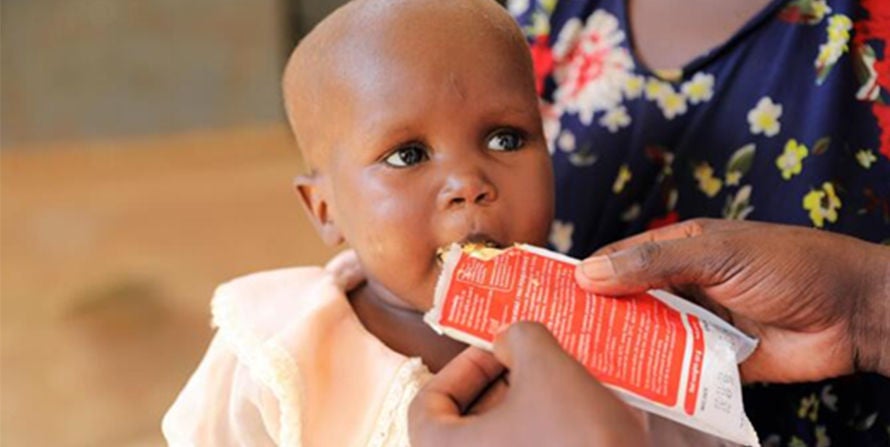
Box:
[1,0,286,147]
[1,1,352,445]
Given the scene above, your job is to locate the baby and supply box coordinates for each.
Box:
[162,0,554,445]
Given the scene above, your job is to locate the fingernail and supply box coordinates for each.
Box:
[580,255,615,281]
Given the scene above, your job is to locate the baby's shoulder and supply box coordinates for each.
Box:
[215,265,329,301]
[210,265,343,342]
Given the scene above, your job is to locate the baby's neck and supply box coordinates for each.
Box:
[348,282,466,373]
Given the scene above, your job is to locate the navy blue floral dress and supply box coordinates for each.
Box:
[509,0,890,445]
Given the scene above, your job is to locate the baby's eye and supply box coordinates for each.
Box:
[486,130,525,151]
[383,144,430,167]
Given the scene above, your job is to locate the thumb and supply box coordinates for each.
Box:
[408,347,504,445]
[574,235,742,296]
[410,346,504,418]
[492,322,568,372]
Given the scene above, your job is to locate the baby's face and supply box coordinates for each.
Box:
[300,6,554,312]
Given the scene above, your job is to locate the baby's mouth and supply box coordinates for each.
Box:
[435,234,506,266]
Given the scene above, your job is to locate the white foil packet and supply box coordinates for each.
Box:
[424,243,760,446]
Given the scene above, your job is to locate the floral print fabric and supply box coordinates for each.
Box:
[510,0,890,445]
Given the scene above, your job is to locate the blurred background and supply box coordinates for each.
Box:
[1,1,353,445]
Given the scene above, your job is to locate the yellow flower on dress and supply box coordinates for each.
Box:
[815,425,831,447]
[803,182,842,228]
[657,90,688,120]
[694,163,723,197]
[644,77,670,101]
[530,13,550,36]
[812,0,831,22]
[798,393,820,422]
[725,170,742,186]
[599,106,631,133]
[612,164,632,193]
[623,74,645,99]
[827,14,852,41]
[747,96,783,137]
[699,177,723,198]
[681,72,715,104]
[776,139,809,180]
[815,14,853,84]
[856,149,877,169]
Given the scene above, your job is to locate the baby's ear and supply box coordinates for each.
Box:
[294,174,344,247]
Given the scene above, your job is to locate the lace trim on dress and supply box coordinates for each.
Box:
[368,358,433,447]
[212,287,304,447]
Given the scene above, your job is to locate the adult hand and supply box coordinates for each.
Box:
[574,219,890,383]
[409,322,648,447]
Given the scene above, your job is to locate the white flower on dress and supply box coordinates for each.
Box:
[507,0,530,16]
[599,105,631,132]
[681,72,715,104]
[657,90,688,120]
[644,77,670,101]
[856,149,877,168]
[550,11,635,125]
[540,101,562,154]
[557,130,576,152]
[747,96,783,137]
[549,220,574,253]
[623,74,645,99]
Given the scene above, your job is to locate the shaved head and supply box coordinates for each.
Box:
[284,0,553,317]
[281,0,532,172]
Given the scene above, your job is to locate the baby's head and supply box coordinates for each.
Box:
[284,0,553,311]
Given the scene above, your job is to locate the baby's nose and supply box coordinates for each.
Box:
[437,172,498,210]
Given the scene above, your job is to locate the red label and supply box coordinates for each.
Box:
[684,314,705,415]
[438,248,689,407]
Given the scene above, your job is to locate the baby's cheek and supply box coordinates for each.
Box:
[520,200,555,245]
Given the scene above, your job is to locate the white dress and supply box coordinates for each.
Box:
[162,251,432,447]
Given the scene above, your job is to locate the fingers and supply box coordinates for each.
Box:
[592,219,717,256]
[575,220,711,294]
[410,346,504,420]
[575,221,742,295]
[492,323,649,446]
[409,347,505,446]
